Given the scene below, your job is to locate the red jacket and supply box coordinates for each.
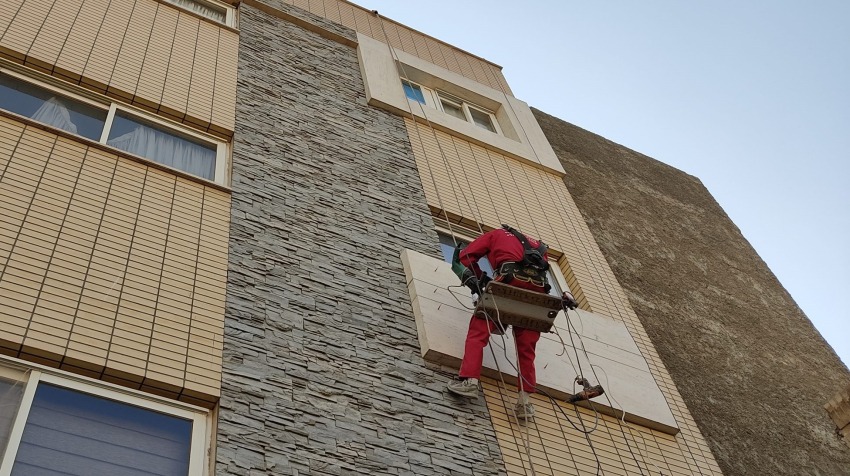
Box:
[459,228,548,279]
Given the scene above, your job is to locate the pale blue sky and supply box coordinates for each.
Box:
[350,1,849,366]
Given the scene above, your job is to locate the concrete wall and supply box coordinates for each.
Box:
[217,4,509,474]
[533,107,850,475]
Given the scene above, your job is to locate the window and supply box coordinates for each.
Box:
[0,364,208,475]
[399,79,501,135]
[0,70,226,184]
[402,80,426,104]
[438,232,564,297]
[162,0,234,27]
[0,74,106,141]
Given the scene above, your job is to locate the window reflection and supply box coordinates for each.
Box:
[12,383,193,476]
[107,113,216,180]
[0,74,106,140]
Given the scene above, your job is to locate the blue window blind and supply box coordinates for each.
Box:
[11,384,193,476]
[402,81,426,104]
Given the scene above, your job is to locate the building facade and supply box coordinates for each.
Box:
[0,0,845,475]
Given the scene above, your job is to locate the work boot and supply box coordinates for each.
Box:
[447,378,479,398]
[514,402,535,420]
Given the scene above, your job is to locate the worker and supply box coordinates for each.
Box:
[447,225,578,419]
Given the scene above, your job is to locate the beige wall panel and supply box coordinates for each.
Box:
[160,13,199,120]
[408,30,435,65]
[0,0,27,40]
[437,42,461,76]
[135,4,178,110]
[351,7,374,38]
[210,28,238,134]
[110,0,158,100]
[423,37,448,71]
[24,0,83,72]
[53,0,109,83]
[0,117,230,404]
[375,19,403,51]
[185,21,217,128]
[292,0,309,14]
[337,2,357,31]
[82,0,134,91]
[0,0,53,61]
[321,0,341,24]
[0,116,26,181]
[306,0,325,16]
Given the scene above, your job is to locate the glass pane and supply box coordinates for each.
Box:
[440,99,466,121]
[437,233,494,276]
[12,383,193,476]
[0,377,26,462]
[402,81,426,104]
[107,112,217,180]
[163,0,226,23]
[546,269,562,297]
[469,107,496,133]
[0,74,106,140]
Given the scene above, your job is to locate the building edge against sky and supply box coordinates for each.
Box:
[0,0,846,475]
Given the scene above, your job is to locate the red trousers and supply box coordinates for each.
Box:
[458,279,544,392]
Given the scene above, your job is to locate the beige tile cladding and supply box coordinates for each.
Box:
[0,115,229,406]
[274,0,513,95]
[405,118,724,474]
[0,0,238,137]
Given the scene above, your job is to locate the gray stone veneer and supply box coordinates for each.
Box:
[216,4,506,475]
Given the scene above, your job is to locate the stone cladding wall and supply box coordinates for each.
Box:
[215,4,507,475]
[533,108,850,475]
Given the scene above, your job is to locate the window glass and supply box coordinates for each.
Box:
[163,0,226,24]
[402,81,426,104]
[107,112,216,180]
[440,99,466,121]
[546,268,562,297]
[11,383,193,476]
[469,107,496,133]
[0,74,107,141]
[0,377,25,459]
[437,233,494,276]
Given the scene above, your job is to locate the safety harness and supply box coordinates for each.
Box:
[497,225,552,294]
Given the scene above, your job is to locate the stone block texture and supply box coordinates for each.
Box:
[216,4,507,475]
[533,108,850,475]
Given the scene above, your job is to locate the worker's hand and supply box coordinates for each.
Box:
[562,291,578,310]
[477,274,492,293]
[461,269,480,294]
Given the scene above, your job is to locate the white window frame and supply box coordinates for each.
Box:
[401,78,502,136]
[163,0,237,28]
[0,358,210,476]
[0,67,228,185]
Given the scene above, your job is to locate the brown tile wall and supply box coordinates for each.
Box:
[405,117,724,474]
[0,115,230,405]
[0,0,238,136]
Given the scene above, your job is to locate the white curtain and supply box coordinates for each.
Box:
[164,0,225,23]
[31,97,78,134]
[107,123,216,180]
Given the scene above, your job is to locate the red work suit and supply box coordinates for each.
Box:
[457,228,547,393]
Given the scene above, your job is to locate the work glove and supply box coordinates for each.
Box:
[477,274,492,293]
[461,269,480,294]
[562,291,578,310]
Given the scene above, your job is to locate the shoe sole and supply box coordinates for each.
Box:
[447,387,479,398]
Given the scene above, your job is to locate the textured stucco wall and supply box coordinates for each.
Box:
[533,108,850,475]
[216,4,507,475]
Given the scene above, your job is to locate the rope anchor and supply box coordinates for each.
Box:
[568,376,605,404]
